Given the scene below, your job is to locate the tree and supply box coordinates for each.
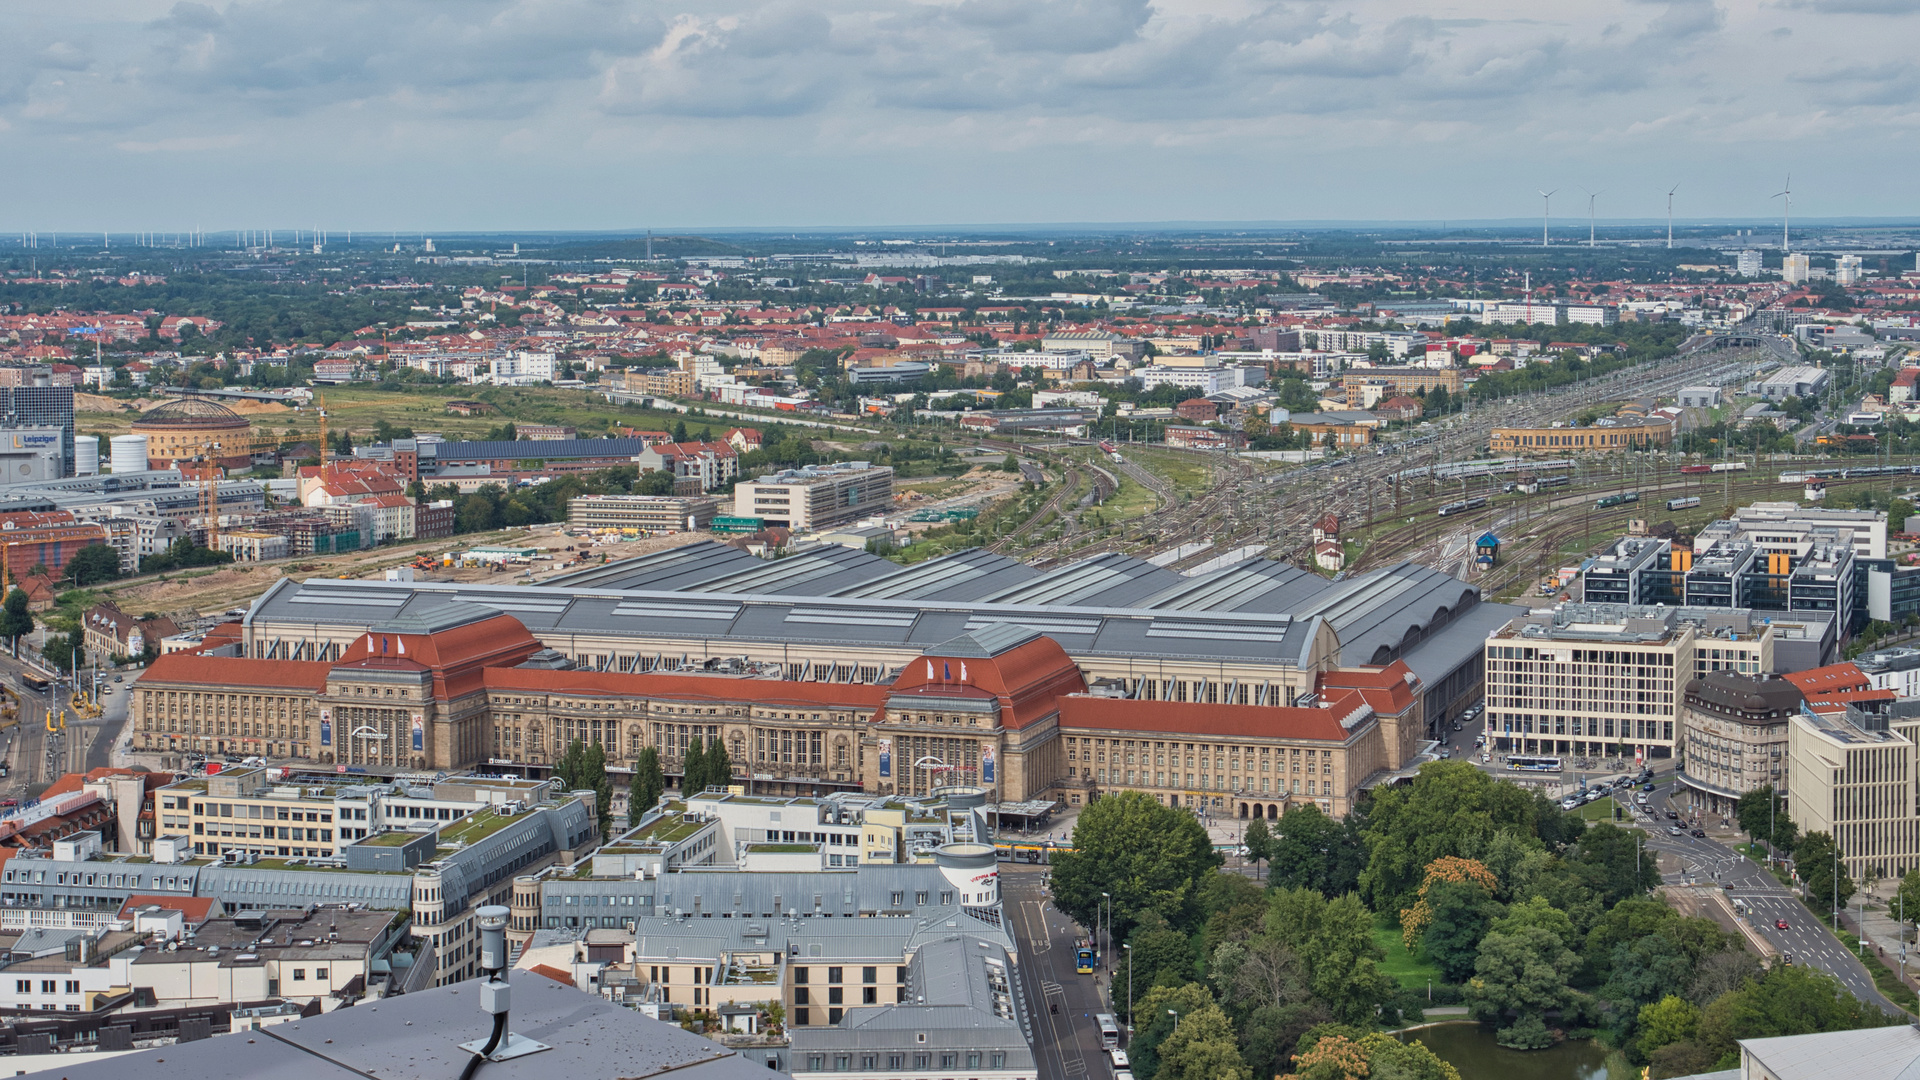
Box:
[64,544,121,586]
[0,588,32,656]
[1736,785,1796,855]
[1243,817,1273,880]
[1358,762,1541,919]
[1267,804,1363,895]
[682,737,707,794]
[1266,889,1398,1025]
[1127,922,1195,991]
[1419,878,1497,983]
[704,736,733,791]
[1399,855,1500,946]
[1154,1001,1250,1080]
[581,739,613,838]
[1695,964,1898,1067]
[1000,454,1020,473]
[1636,994,1701,1063]
[42,630,80,673]
[1896,869,1920,930]
[629,747,665,826]
[1050,791,1221,938]
[1574,821,1663,904]
[1795,831,1855,914]
[1466,926,1584,1048]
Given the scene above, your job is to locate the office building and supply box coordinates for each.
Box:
[0,385,76,479]
[1783,253,1812,285]
[1787,701,1913,879]
[733,463,894,530]
[1701,501,1885,560]
[567,493,721,534]
[1580,535,1845,662]
[1484,603,1785,764]
[1675,672,1803,817]
[1339,366,1462,407]
[1836,254,1863,286]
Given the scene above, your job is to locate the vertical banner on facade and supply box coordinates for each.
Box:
[319,709,332,747]
[981,745,996,784]
[879,739,892,778]
[1635,745,1644,767]
[412,714,425,753]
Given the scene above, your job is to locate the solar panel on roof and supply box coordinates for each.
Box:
[786,607,917,627]
[964,616,1098,637]
[610,603,740,620]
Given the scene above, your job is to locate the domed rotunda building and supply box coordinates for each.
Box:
[130,398,255,471]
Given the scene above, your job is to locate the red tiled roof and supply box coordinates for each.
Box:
[336,614,543,700]
[138,653,330,691]
[117,895,218,924]
[1059,689,1369,743]
[885,637,1088,731]
[1782,663,1870,697]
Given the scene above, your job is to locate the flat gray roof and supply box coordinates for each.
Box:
[16,977,783,1080]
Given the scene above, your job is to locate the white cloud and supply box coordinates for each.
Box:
[0,0,1915,226]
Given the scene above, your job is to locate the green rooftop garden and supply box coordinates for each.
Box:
[747,843,817,854]
[361,831,429,847]
[438,809,525,846]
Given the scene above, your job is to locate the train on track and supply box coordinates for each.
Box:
[1779,465,1920,483]
[1667,495,1702,511]
[1595,491,1641,509]
[1679,462,1749,474]
[1438,496,1489,517]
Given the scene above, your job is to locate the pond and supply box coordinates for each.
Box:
[1400,1021,1615,1080]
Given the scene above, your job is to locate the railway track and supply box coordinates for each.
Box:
[970,338,1787,577]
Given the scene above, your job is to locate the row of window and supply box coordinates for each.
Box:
[805,1051,1006,1070]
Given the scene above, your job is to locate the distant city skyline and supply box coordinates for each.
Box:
[3,1,1917,230]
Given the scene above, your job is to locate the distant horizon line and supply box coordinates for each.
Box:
[7,216,1920,238]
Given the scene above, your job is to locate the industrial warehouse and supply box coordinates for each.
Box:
[136,541,1519,819]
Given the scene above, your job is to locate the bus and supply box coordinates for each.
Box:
[1508,755,1563,773]
[18,674,49,693]
[1096,1014,1121,1050]
[1666,496,1702,511]
[1076,939,1095,975]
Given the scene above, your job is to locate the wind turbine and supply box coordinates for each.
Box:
[1773,175,1792,252]
[1665,184,1680,249]
[1539,190,1557,246]
[1581,188,1604,248]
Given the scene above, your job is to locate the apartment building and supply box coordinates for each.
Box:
[1676,672,1804,818]
[733,463,894,530]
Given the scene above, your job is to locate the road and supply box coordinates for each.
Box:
[1004,864,1113,1080]
[1632,778,1898,1013]
[0,651,131,798]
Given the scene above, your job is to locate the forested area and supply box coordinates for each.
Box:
[1048,764,1900,1080]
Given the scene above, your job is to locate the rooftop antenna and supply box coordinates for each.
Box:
[1581,188,1603,248]
[1772,175,1793,252]
[1665,184,1679,249]
[1538,190,1556,246]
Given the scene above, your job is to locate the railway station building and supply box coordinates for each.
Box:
[138,541,1522,819]
[1489,419,1674,453]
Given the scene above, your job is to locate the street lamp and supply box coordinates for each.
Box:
[1100,892,1111,970]
[1122,942,1133,1043]
[1168,1008,1179,1034]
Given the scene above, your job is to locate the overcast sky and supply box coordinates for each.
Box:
[4,0,1916,232]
